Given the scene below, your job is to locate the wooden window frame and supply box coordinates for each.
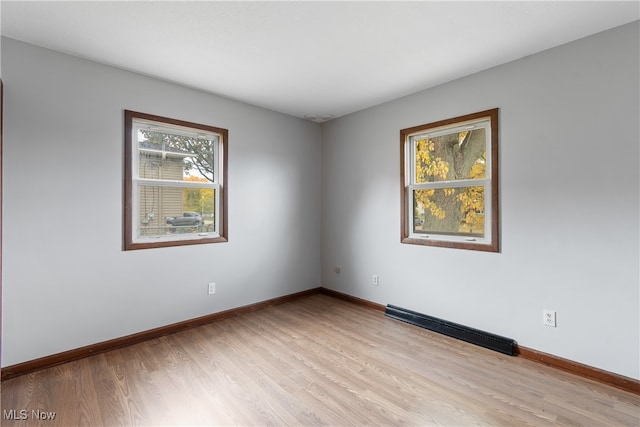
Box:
[124,110,228,250]
[400,108,499,252]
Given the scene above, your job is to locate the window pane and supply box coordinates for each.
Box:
[415,128,486,183]
[413,186,484,237]
[138,185,216,237]
[138,129,215,182]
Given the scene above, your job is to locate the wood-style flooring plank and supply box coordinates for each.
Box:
[2,294,639,426]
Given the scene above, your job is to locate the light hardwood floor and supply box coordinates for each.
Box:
[2,294,639,426]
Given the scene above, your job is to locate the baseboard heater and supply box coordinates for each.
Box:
[385,304,515,356]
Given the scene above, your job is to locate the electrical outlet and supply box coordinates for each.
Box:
[543,309,556,327]
[372,274,379,286]
[208,283,216,295]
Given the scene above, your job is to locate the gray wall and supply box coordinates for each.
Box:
[1,38,322,366]
[321,22,639,379]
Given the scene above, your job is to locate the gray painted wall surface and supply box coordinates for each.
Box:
[1,37,322,367]
[321,22,639,379]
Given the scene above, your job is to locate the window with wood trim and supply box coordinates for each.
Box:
[124,110,228,250]
[401,109,499,252]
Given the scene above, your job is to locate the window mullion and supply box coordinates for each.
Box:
[411,178,489,190]
[135,178,215,189]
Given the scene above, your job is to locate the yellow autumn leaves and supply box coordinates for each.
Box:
[457,161,485,233]
[415,139,449,182]
[183,176,215,215]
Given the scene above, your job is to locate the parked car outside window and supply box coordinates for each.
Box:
[166,212,203,226]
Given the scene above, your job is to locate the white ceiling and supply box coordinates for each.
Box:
[1,1,638,122]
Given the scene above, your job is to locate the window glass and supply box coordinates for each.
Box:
[412,186,485,237]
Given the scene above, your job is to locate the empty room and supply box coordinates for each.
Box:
[1,1,639,426]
